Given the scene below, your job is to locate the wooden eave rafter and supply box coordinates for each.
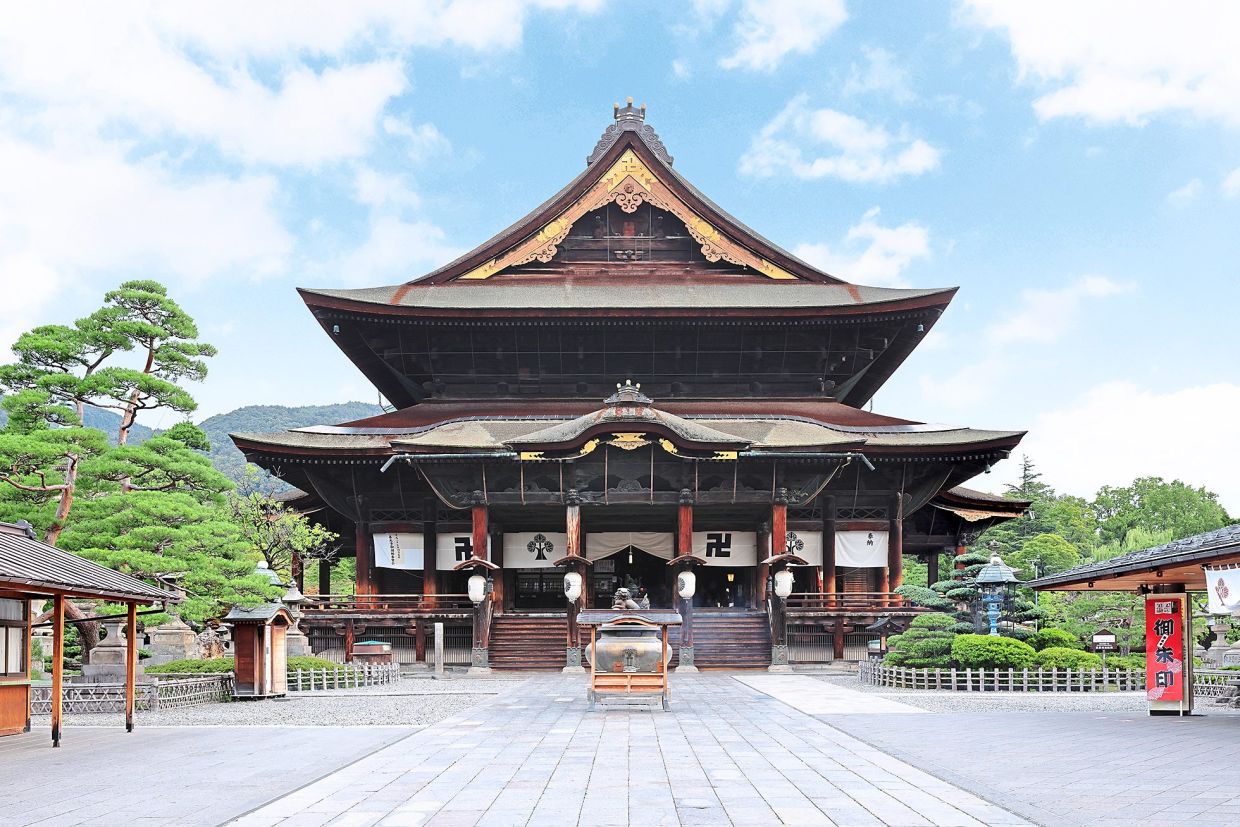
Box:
[414,131,842,286]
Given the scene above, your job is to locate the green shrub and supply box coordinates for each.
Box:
[950,621,979,635]
[1030,628,1083,651]
[885,612,957,668]
[1035,647,1102,669]
[1004,626,1035,641]
[146,657,236,674]
[951,634,1037,669]
[1106,655,1143,671]
[287,656,350,671]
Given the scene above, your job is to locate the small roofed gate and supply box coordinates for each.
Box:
[228,609,292,698]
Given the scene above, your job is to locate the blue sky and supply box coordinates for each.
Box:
[1,1,1238,510]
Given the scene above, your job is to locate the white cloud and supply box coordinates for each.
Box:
[333,216,465,286]
[383,117,452,164]
[842,46,915,102]
[1223,167,1240,198]
[671,59,692,80]
[740,96,940,183]
[986,275,1127,347]
[963,0,1240,127]
[719,0,848,71]
[1002,381,1240,513]
[793,207,930,286]
[1166,178,1203,208]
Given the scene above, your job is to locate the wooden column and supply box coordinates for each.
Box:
[954,542,968,570]
[125,602,137,733]
[823,495,837,608]
[888,493,904,592]
[290,552,304,592]
[471,500,488,562]
[51,594,64,748]
[414,621,427,662]
[771,493,788,560]
[490,525,505,611]
[318,558,332,596]
[755,523,770,608]
[676,491,695,657]
[354,522,373,596]
[422,499,438,604]
[927,550,941,586]
[566,500,582,651]
[344,619,355,663]
[833,622,846,660]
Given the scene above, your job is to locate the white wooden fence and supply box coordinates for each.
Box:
[288,662,401,692]
[31,674,233,713]
[858,661,1145,692]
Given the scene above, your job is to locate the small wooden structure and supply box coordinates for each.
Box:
[351,640,393,664]
[579,609,681,710]
[0,521,175,745]
[223,601,293,698]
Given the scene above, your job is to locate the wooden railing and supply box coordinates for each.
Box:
[859,661,1145,692]
[785,592,931,614]
[288,663,401,692]
[301,593,474,617]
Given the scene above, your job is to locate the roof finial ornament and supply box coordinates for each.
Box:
[604,378,652,405]
[614,97,646,123]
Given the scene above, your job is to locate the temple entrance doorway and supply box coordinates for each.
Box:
[695,567,752,609]
[590,547,670,609]
[512,570,565,610]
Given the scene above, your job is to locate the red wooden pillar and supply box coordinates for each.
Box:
[888,493,904,592]
[344,619,355,663]
[755,523,770,607]
[823,495,837,608]
[954,543,968,570]
[676,490,695,660]
[290,552,304,592]
[490,525,505,611]
[51,594,64,747]
[566,500,583,652]
[771,496,788,560]
[124,602,137,733]
[422,498,438,605]
[354,522,373,596]
[318,558,332,596]
[471,501,488,562]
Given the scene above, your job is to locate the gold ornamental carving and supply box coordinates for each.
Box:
[608,432,650,451]
[459,149,796,280]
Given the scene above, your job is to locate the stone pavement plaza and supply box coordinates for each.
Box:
[1,672,1236,826]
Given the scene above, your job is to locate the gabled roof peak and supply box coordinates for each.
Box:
[589,99,673,166]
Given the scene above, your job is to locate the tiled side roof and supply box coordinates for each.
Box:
[0,523,175,603]
[1029,524,1240,589]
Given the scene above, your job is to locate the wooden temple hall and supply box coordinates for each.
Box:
[232,101,1027,670]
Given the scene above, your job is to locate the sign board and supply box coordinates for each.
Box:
[1091,629,1117,652]
[1145,594,1192,715]
[373,533,423,570]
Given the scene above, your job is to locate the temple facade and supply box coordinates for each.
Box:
[233,101,1026,670]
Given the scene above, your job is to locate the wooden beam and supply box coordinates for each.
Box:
[354,521,373,596]
[51,594,64,748]
[125,602,137,733]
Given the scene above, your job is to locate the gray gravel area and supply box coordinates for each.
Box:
[30,675,529,727]
[815,673,1153,713]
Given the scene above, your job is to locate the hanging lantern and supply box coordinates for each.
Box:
[677,570,696,599]
[564,571,583,602]
[773,568,794,599]
[468,574,487,604]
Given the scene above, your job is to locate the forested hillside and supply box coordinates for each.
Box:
[199,401,383,485]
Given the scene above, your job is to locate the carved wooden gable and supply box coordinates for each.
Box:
[457,149,798,281]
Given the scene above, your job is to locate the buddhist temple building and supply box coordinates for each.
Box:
[232,101,1026,670]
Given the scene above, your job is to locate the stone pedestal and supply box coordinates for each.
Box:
[146,616,201,666]
[468,646,492,674]
[81,620,142,683]
[767,643,794,673]
[286,621,313,658]
[676,645,699,673]
[562,645,585,673]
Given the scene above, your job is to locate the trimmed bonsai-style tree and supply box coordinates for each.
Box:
[951,634,1037,669]
[1034,647,1103,670]
[884,613,957,668]
[1030,627,1084,651]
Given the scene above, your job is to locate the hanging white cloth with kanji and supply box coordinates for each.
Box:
[782,530,823,566]
[585,532,675,560]
[835,530,888,567]
[1204,567,1240,615]
[373,533,424,570]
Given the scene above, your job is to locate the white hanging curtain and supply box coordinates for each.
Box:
[836,530,888,568]
[585,532,675,560]
[1204,567,1240,615]
[783,530,823,566]
[692,531,758,567]
[373,532,424,570]
[436,533,475,570]
[504,532,569,569]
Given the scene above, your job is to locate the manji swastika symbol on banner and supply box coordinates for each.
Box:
[705,532,732,557]
[454,537,472,561]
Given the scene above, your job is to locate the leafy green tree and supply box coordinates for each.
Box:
[85,423,230,499]
[1007,533,1081,579]
[1091,477,1231,546]
[1039,590,1145,656]
[228,491,339,579]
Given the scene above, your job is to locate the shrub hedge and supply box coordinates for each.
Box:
[951,634,1037,669]
[146,655,348,674]
[1030,628,1084,651]
[1034,647,1102,670]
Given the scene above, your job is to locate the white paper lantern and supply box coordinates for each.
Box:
[467,574,487,604]
[677,570,696,599]
[563,571,583,602]
[773,569,794,599]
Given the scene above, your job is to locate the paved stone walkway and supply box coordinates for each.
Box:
[735,675,925,716]
[229,675,1028,827]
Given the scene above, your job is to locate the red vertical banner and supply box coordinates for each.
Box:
[1145,594,1186,703]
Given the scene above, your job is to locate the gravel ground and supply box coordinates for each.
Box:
[31,675,529,728]
[815,673,1155,713]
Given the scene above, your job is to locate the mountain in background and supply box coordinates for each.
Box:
[0,402,155,445]
[199,401,383,485]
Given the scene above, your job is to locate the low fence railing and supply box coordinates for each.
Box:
[786,592,932,615]
[1194,669,1240,699]
[301,594,474,617]
[288,662,401,692]
[31,674,233,713]
[858,661,1145,692]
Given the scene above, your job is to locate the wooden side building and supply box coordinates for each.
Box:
[233,101,1026,669]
